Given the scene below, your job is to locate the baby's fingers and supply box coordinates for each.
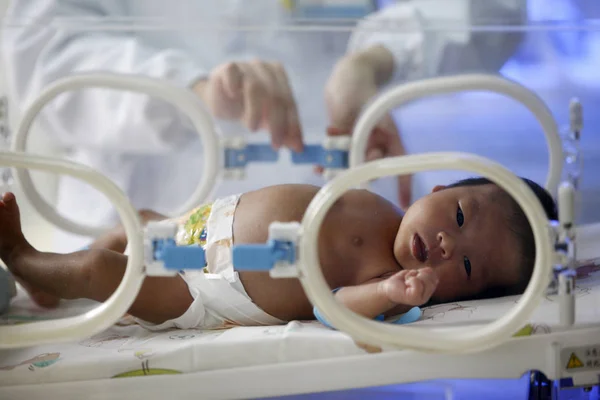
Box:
[404,270,437,304]
[417,268,439,288]
[405,276,427,301]
[415,268,439,298]
[383,268,438,305]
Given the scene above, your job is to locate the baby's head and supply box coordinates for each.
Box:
[393,177,557,303]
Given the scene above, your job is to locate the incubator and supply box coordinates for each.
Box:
[0,1,599,399]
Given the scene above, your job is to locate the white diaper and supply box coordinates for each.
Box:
[136,194,284,331]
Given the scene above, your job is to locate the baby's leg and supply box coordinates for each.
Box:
[0,193,192,324]
[88,209,167,254]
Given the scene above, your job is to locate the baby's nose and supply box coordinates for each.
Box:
[436,231,455,260]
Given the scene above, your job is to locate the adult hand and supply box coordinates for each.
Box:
[324,46,412,210]
[193,61,303,152]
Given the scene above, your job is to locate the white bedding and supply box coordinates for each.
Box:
[1,224,599,388]
[0,267,598,388]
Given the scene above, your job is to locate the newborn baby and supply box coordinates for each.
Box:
[0,177,557,330]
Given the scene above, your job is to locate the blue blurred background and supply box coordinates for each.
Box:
[395,0,600,226]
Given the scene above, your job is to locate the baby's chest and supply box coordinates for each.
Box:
[320,229,398,286]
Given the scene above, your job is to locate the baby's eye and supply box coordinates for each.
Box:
[456,205,464,227]
[464,256,472,279]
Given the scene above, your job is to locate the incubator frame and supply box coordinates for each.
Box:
[0,72,584,358]
[11,73,221,238]
[350,74,564,193]
[0,151,146,347]
[11,74,563,238]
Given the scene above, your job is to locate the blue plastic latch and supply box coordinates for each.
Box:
[233,239,296,271]
[224,144,279,168]
[291,145,348,169]
[558,378,574,389]
[153,238,176,262]
[314,305,422,330]
[153,239,206,271]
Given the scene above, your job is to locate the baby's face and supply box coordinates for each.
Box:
[394,184,522,302]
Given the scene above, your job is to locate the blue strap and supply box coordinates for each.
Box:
[224,145,279,168]
[291,145,349,169]
[152,240,206,271]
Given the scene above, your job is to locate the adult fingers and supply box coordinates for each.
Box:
[387,138,412,210]
[237,63,268,132]
[326,126,350,137]
[270,62,303,152]
[364,126,386,163]
[249,60,287,149]
[217,62,243,98]
[365,147,385,162]
[380,119,412,210]
[398,174,412,211]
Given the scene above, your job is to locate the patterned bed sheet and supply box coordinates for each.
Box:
[0,266,598,387]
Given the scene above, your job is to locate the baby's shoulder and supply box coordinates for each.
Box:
[248,184,321,203]
[337,189,399,214]
[324,190,401,237]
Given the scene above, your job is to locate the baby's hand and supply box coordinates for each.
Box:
[381,268,439,306]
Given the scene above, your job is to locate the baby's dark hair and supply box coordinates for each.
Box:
[445,176,558,301]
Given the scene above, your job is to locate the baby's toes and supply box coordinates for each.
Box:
[0,192,20,218]
[4,192,20,213]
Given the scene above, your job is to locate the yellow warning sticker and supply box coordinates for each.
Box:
[561,345,600,373]
[566,353,584,369]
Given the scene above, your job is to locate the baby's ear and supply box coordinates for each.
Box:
[432,185,446,193]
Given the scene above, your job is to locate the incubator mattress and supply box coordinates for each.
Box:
[1,226,599,388]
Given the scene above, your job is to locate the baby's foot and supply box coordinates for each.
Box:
[0,193,59,308]
[14,274,60,308]
[0,192,28,260]
[381,268,439,306]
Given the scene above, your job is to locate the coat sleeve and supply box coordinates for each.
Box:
[1,0,210,153]
[348,0,527,83]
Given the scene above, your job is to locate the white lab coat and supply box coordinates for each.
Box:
[1,0,526,252]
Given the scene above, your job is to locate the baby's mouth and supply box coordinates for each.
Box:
[411,233,428,263]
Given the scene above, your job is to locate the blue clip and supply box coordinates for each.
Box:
[291,145,348,169]
[224,144,279,168]
[233,239,296,271]
[153,239,206,271]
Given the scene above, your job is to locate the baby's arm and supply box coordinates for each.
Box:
[334,268,438,320]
